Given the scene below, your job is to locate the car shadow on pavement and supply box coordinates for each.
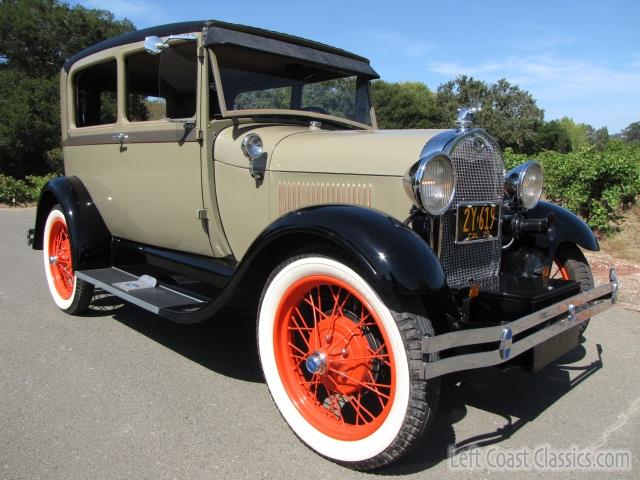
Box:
[87,291,263,383]
[85,292,604,475]
[378,340,604,475]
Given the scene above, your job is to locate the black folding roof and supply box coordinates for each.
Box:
[63,20,379,78]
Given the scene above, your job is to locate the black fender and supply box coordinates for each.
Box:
[161,205,448,323]
[33,176,111,270]
[242,204,447,294]
[527,201,599,254]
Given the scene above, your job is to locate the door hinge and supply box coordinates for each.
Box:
[197,129,203,141]
[196,208,209,220]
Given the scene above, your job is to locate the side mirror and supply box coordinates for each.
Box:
[144,34,197,55]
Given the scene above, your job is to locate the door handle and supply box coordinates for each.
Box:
[112,133,129,146]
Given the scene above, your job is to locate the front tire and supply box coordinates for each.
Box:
[42,205,94,314]
[257,253,439,470]
[552,243,594,334]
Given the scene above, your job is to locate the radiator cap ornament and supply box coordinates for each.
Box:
[456,105,481,132]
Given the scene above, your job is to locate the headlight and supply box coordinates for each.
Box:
[505,160,543,209]
[404,152,456,215]
[241,133,263,160]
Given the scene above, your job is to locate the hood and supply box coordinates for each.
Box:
[271,128,450,177]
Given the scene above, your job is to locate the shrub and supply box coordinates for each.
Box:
[504,140,640,233]
[0,173,57,205]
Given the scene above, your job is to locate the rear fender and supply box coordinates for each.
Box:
[33,176,111,270]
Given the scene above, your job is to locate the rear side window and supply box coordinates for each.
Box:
[126,42,198,121]
[74,60,117,127]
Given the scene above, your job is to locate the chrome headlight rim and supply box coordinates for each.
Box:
[506,160,543,210]
[241,133,263,160]
[404,152,457,216]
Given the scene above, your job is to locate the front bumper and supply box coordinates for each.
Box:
[420,268,619,379]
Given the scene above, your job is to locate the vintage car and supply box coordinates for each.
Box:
[28,20,618,470]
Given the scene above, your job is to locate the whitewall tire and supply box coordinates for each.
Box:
[258,253,439,470]
[42,206,93,314]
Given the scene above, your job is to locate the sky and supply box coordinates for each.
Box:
[72,0,638,133]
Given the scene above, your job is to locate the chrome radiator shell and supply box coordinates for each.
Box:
[422,130,505,288]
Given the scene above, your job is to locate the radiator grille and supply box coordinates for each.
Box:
[439,132,504,288]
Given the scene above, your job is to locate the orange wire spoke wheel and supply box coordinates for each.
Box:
[550,259,570,280]
[48,218,74,299]
[273,275,396,441]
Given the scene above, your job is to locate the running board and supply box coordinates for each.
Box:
[76,267,206,315]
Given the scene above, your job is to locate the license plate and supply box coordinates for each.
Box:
[456,203,501,243]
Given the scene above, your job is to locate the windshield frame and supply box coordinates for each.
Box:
[208,49,377,130]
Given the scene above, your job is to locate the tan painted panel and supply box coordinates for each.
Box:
[272,128,449,176]
[214,123,310,169]
[65,141,213,255]
[215,161,270,259]
[213,124,433,259]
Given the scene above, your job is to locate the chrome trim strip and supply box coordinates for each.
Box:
[420,270,618,380]
[423,281,615,355]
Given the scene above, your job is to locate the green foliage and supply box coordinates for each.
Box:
[0,0,134,78]
[436,76,545,154]
[0,0,134,178]
[621,121,640,143]
[558,117,592,150]
[45,147,63,175]
[371,81,445,129]
[0,69,59,177]
[533,119,572,153]
[504,141,640,233]
[0,173,57,204]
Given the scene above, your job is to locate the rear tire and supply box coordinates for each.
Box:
[552,243,594,334]
[257,252,439,470]
[43,205,93,314]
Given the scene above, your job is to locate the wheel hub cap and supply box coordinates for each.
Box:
[305,351,327,375]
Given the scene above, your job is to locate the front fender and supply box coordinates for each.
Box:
[243,204,447,295]
[33,176,111,270]
[527,201,599,252]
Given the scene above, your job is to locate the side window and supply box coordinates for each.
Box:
[126,42,197,122]
[75,59,117,127]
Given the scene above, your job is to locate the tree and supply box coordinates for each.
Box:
[621,122,640,143]
[435,76,544,153]
[371,80,445,129]
[0,0,134,77]
[534,120,572,153]
[588,126,609,151]
[0,0,134,177]
[558,117,592,151]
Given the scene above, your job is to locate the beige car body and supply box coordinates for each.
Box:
[60,31,446,261]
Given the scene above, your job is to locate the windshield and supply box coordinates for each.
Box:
[212,45,373,126]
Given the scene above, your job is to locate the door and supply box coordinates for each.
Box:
[114,39,213,256]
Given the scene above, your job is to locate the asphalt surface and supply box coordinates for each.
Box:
[1,207,639,479]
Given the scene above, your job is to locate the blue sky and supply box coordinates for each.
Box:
[73,0,638,133]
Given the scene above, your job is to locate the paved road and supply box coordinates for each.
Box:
[1,207,639,479]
